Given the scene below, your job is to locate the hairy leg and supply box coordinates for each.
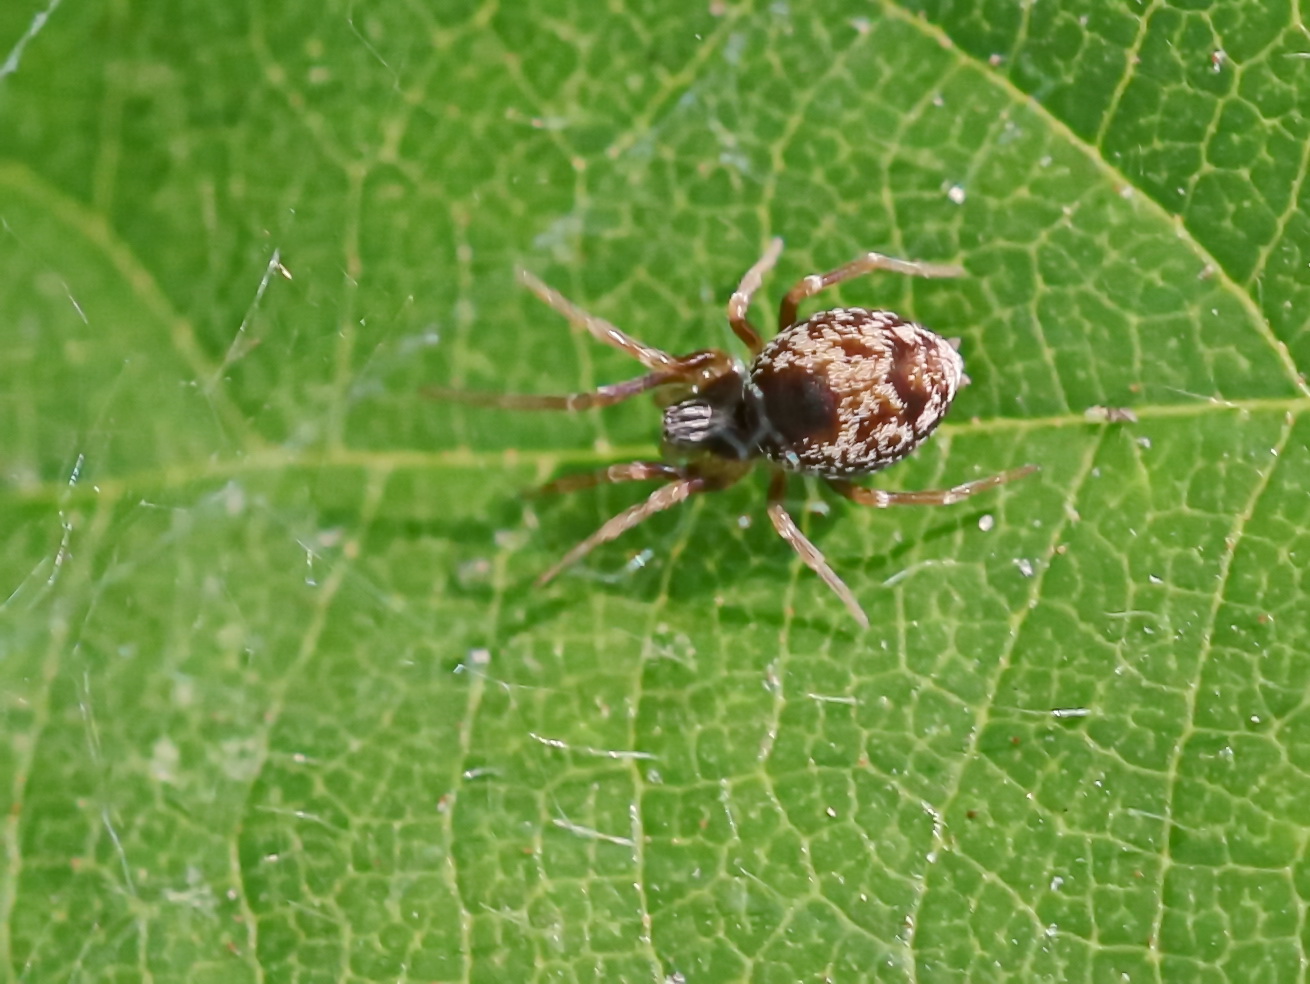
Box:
[532,462,683,496]
[779,252,964,330]
[424,370,678,411]
[519,269,682,372]
[825,464,1038,507]
[766,470,868,629]
[727,237,784,354]
[535,476,711,587]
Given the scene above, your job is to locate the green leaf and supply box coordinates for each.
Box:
[3,0,1308,981]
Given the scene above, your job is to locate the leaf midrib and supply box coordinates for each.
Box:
[6,394,1305,510]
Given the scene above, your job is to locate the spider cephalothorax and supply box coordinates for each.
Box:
[432,238,1036,626]
[659,370,757,460]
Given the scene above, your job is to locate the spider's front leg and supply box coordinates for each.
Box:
[423,371,678,411]
[431,267,742,412]
[533,455,756,587]
[427,346,741,412]
[531,462,682,497]
[535,474,711,587]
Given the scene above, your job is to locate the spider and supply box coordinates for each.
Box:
[434,239,1037,627]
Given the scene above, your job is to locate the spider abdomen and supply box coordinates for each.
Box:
[749,308,963,477]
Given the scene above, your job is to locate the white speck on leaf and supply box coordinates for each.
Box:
[494,528,529,550]
[219,737,262,782]
[1084,405,1138,423]
[456,558,492,587]
[150,737,180,783]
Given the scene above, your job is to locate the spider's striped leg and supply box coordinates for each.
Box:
[424,370,678,412]
[825,464,1038,507]
[531,462,683,497]
[535,476,710,587]
[778,253,964,330]
[765,469,868,629]
[519,269,682,372]
[727,237,783,354]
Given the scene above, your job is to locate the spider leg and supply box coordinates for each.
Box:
[825,464,1038,508]
[766,470,869,629]
[779,252,965,330]
[424,370,679,412]
[519,269,681,373]
[535,475,710,587]
[532,462,683,496]
[727,237,784,355]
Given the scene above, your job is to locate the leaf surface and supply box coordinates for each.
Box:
[2,1,1308,981]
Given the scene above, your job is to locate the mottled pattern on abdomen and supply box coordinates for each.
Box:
[750,308,964,477]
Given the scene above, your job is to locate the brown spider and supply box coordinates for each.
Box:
[433,239,1036,627]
